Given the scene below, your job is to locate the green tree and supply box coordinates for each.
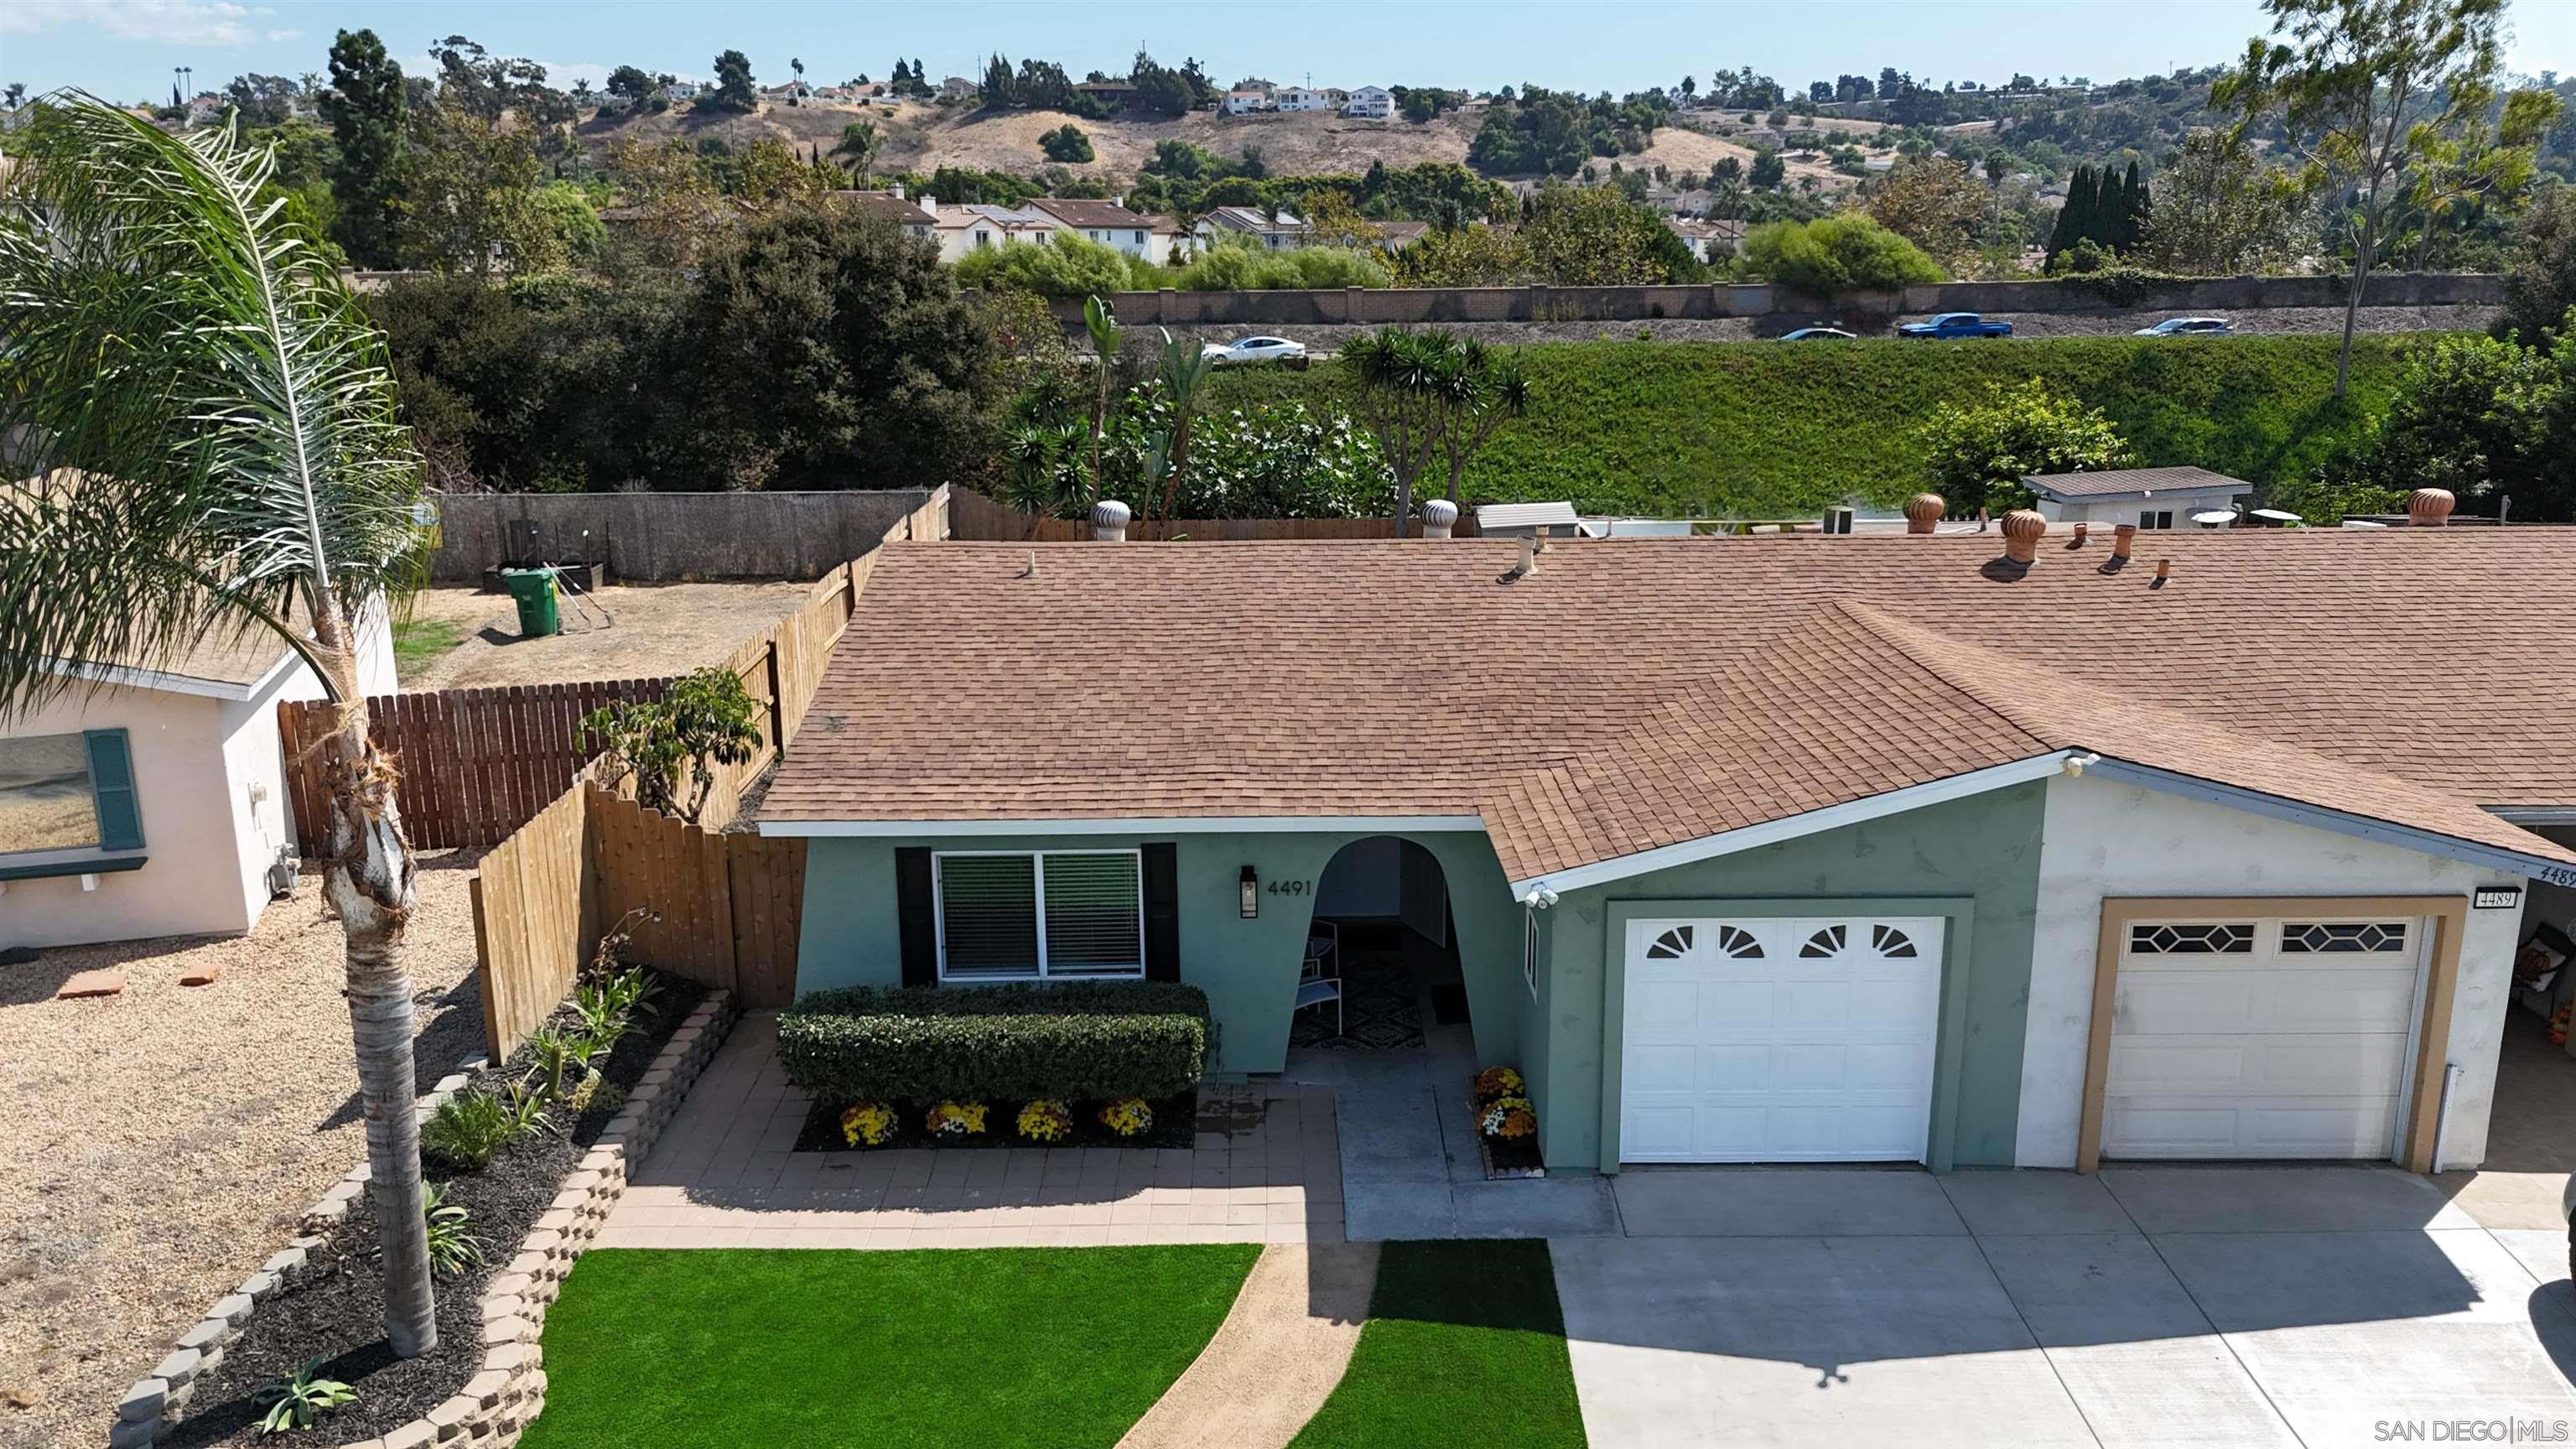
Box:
[832,120,883,178]
[1864,156,1992,270]
[1038,124,1094,164]
[394,98,562,275]
[2338,323,2572,520]
[1740,214,1945,293]
[1920,378,2132,515]
[535,181,608,264]
[1431,339,1532,503]
[710,49,758,112]
[1748,148,1786,189]
[678,205,1002,490]
[1,98,438,1353]
[2215,0,2531,396]
[2403,81,2560,267]
[324,29,406,267]
[2141,127,2312,274]
[2495,188,2576,351]
[581,667,763,822]
[1140,330,1216,521]
[1341,328,1452,533]
[1082,295,1123,508]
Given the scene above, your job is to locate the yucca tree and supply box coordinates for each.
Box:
[0,98,439,1352]
[1343,328,1449,536]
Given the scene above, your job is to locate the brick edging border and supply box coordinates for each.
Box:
[109,991,741,1448]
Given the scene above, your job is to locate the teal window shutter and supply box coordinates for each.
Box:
[83,730,145,852]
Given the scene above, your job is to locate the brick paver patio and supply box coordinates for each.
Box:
[597,1013,1346,1249]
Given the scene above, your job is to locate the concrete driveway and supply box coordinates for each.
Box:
[1551,1166,2576,1448]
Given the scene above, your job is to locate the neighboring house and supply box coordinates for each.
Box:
[1147,215,1195,266]
[666,80,701,101]
[1024,197,1158,257]
[1074,80,1139,111]
[1665,216,1746,262]
[834,190,936,239]
[1376,220,1431,250]
[1,592,396,951]
[809,84,863,103]
[2024,465,2253,530]
[1275,86,1333,112]
[760,80,813,104]
[927,200,1056,262]
[940,76,979,101]
[1197,205,1308,250]
[1343,85,1394,118]
[756,527,2576,1180]
[184,92,226,127]
[1223,88,1271,116]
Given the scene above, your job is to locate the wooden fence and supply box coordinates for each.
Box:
[280,679,665,850]
[468,782,810,1058]
[948,488,1480,543]
[460,487,944,1057]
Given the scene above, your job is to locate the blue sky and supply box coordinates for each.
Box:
[5,0,2571,104]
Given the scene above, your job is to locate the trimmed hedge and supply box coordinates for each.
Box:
[778,982,1216,1104]
[1207,334,2423,517]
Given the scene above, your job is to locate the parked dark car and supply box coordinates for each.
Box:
[1898,312,2013,339]
[1778,326,1858,340]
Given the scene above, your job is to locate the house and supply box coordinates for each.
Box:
[1,571,395,951]
[1147,215,1195,266]
[756,516,2576,1179]
[760,80,813,104]
[1074,80,1139,112]
[1376,220,1431,250]
[834,190,936,239]
[1343,86,1394,118]
[1223,88,1271,116]
[665,80,701,101]
[1275,86,1334,112]
[940,76,979,101]
[1197,205,1308,251]
[1024,197,1159,257]
[184,92,226,127]
[2024,465,2253,530]
[809,84,864,104]
[1665,216,1746,262]
[926,200,1057,262]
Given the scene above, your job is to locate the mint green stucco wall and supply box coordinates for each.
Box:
[1531,782,2048,1173]
[794,830,1526,1074]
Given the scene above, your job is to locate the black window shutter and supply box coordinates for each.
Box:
[1142,842,1180,982]
[84,730,145,852]
[895,848,935,987]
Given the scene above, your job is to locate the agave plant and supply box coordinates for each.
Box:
[0,97,439,1351]
[422,1183,486,1275]
[257,1358,357,1435]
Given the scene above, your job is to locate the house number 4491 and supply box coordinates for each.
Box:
[1267,879,1312,896]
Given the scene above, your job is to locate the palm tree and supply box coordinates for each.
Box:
[1144,329,1213,523]
[1,99,440,1353]
[1081,294,1122,510]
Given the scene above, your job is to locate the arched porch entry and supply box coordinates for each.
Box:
[1290,836,1470,1052]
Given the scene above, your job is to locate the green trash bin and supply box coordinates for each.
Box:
[500,567,560,639]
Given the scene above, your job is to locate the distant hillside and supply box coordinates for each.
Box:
[570,96,1847,196]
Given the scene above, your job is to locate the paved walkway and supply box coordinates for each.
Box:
[598,1013,1345,1249]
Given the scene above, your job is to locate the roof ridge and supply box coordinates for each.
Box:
[1831,600,2068,750]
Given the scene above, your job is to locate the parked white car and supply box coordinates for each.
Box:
[1201,335,1308,366]
[2133,316,2235,336]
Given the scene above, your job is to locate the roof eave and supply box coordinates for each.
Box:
[756,813,1487,839]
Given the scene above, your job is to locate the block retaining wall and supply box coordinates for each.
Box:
[108,992,741,1448]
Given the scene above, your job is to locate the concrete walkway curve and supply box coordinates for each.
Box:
[1117,1242,1382,1449]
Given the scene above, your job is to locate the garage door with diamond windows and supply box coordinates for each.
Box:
[2104,915,2425,1160]
[1620,916,1945,1164]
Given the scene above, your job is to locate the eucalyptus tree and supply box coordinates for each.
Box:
[2214,0,2545,396]
[0,99,439,1351]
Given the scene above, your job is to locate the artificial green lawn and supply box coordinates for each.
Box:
[1291,1239,1587,1448]
[520,1245,1259,1449]
[1211,333,2423,518]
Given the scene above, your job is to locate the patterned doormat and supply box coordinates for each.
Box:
[1290,948,1426,1052]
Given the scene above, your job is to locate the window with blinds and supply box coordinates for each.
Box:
[933,850,1144,981]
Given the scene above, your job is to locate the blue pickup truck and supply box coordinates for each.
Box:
[1898,312,2014,339]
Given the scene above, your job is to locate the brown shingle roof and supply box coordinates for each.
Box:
[1027,197,1151,230]
[2023,465,2251,499]
[833,191,934,226]
[761,532,2576,880]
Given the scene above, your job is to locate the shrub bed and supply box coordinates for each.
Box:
[777,982,1215,1104]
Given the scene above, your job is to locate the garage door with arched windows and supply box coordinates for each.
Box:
[1619,915,1947,1163]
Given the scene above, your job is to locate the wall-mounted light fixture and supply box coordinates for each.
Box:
[1239,865,1259,918]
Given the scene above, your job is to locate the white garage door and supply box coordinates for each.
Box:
[2103,914,2427,1160]
[1620,915,1945,1163]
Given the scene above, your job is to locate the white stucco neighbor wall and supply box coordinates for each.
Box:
[2019,772,2531,1171]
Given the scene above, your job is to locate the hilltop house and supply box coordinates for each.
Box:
[2024,465,2254,530]
[1024,197,1159,258]
[1223,87,1271,115]
[756,504,2576,1180]
[1275,86,1334,112]
[1343,85,1395,118]
[1197,205,1309,251]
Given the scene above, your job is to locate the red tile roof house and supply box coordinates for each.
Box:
[752,501,2576,1178]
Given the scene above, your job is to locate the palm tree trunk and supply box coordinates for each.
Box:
[312,601,434,1356]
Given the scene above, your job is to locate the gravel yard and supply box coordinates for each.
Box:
[0,851,486,1449]
[396,581,815,691]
